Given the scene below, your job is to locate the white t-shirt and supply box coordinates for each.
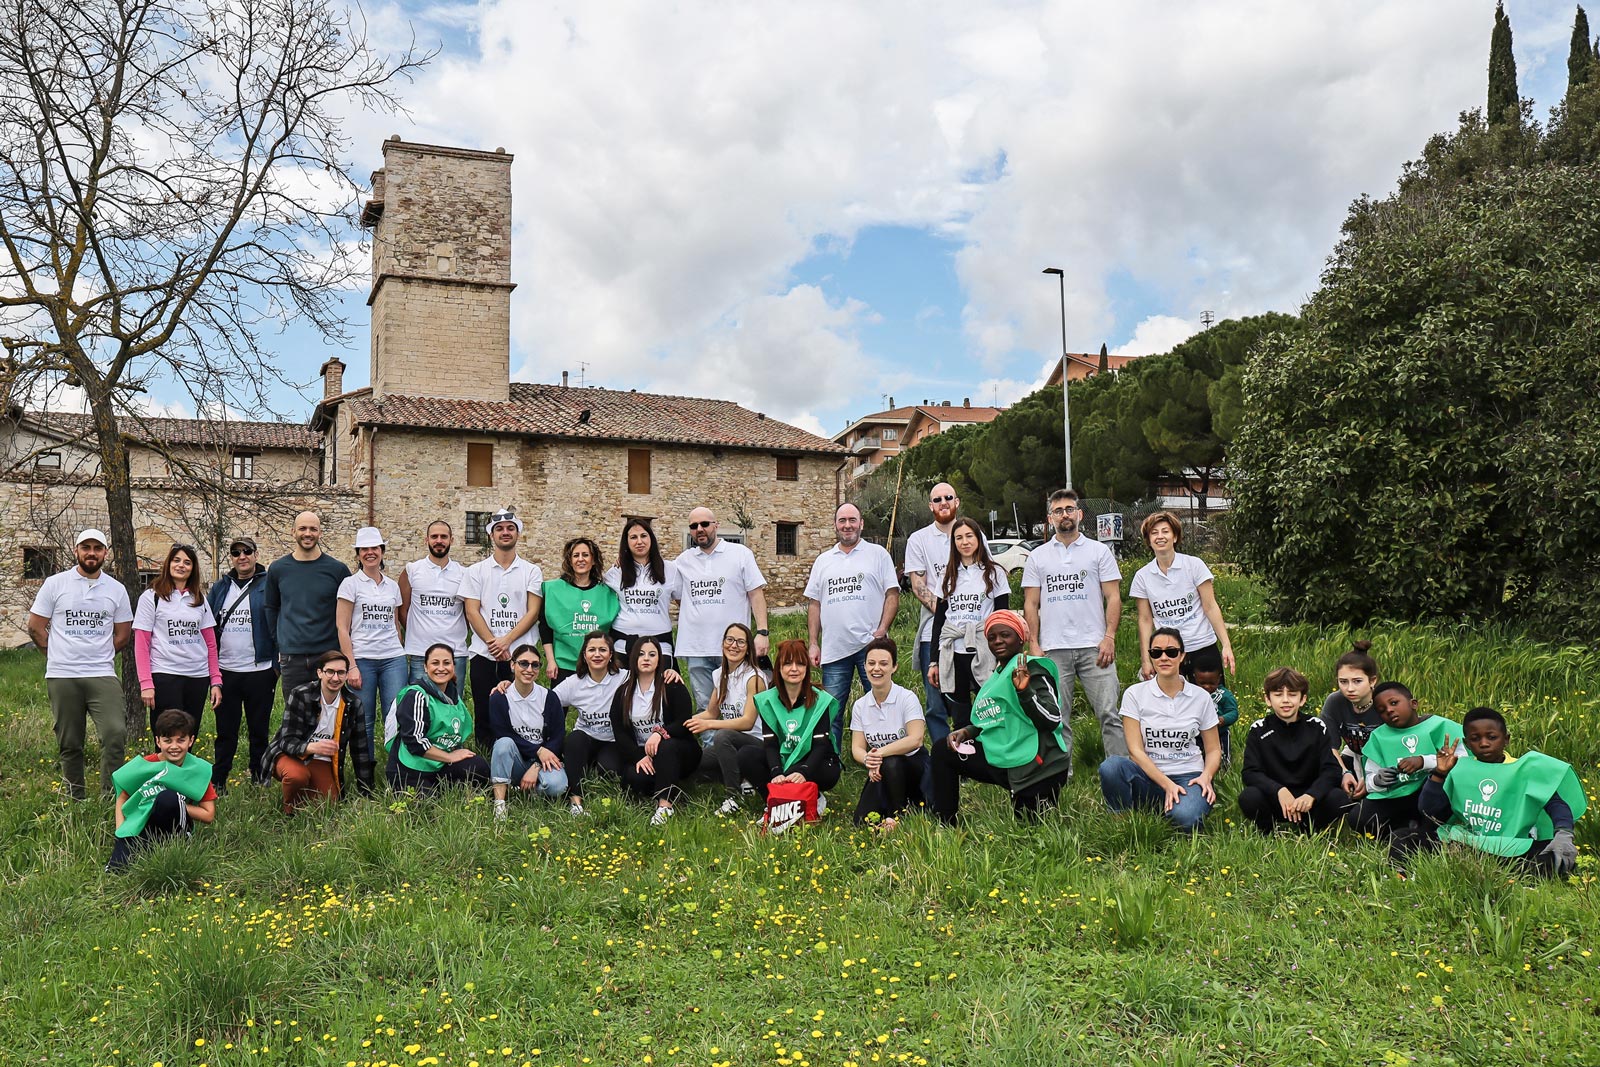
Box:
[311,696,341,761]
[30,569,135,679]
[711,662,767,738]
[1119,677,1218,777]
[504,682,554,749]
[337,572,405,660]
[134,588,217,678]
[1021,534,1121,650]
[903,523,952,644]
[555,669,626,742]
[629,683,662,744]
[1129,553,1218,651]
[403,557,468,656]
[460,555,544,659]
[673,540,767,657]
[216,578,273,673]
[603,560,679,636]
[803,541,898,664]
[850,683,925,752]
[940,561,1010,632]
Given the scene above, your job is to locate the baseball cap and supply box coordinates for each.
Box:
[75,528,109,547]
[228,535,258,553]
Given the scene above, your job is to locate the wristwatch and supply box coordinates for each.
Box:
[756,628,769,636]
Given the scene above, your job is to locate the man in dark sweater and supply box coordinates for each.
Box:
[263,511,351,702]
[1238,666,1348,834]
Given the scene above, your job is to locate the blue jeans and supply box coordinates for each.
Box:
[680,656,722,711]
[354,656,409,768]
[820,649,869,750]
[408,654,468,688]
[488,738,570,798]
[1098,756,1213,831]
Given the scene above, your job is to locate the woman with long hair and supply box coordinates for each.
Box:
[387,642,490,795]
[685,622,769,815]
[541,536,619,685]
[554,630,629,816]
[736,638,843,805]
[133,543,221,739]
[609,636,699,825]
[1130,511,1234,683]
[337,527,408,770]
[927,516,1010,730]
[604,518,678,665]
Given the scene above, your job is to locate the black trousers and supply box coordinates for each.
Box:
[1237,784,1349,834]
[736,746,841,798]
[1351,793,1424,838]
[931,740,1067,824]
[213,667,277,786]
[106,789,189,871]
[279,653,321,706]
[468,657,513,751]
[853,749,927,824]
[387,750,491,795]
[151,673,209,740]
[564,730,622,798]
[1389,827,1563,876]
[619,736,702,804]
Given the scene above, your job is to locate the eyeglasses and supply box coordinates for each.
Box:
[723,637,748,647]
[513,659,539,669]
[689,520,715,530]
[320,668,349,676]
[229,548,254,556]
[1147,646,1183,660]
[1050,506,1080,516]
[930,495,956,503]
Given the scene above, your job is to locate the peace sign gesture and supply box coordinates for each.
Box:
[1434,736,1459,777]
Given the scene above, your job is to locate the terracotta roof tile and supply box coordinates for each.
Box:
[24,411,321,450]
[343,384,845,455]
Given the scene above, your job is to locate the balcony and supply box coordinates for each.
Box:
[851,436,881,454]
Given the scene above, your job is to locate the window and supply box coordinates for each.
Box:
[882,429,897,441]
[465,511,492,546]
[230,452,256,480]
[467,443,494,487]
[681,528,745,550]
[138,570,158,591]
[628,448,651,495]
[22,546,57,579]
[35,451,61,471]
[776,522,799,557]
[776,455,799,481]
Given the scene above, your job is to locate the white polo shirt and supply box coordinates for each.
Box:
[1129,553,1218,650]
[503,682,556,749]
[803,540,898,664]
[337,571,405,660]
[30,569,135,679]
[460,554,544,660]
[903,523,952,644]
[673,540,767,658]
[403,557,468,657]
[850,683,925,751]
[603,560,679,636]
[134,588,217,677]
[1021,533,1120,651]
[555,669,626,741]
[1119,677,1218,777]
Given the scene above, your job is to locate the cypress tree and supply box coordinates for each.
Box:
[1098,343,1109,374]
[1489,1,1519,125]
[1570,5,1593,93]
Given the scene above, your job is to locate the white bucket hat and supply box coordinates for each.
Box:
[354,526,387,549]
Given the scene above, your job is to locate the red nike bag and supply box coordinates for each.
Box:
[764,780,820,834]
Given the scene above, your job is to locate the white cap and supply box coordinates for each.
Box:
[75,528,109,547]
[354,526,387,549]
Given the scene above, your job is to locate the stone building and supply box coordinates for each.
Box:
[0,137,844,643]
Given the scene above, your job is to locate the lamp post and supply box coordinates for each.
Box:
[1042,266,1071,490]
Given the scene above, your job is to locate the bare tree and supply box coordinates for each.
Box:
[0,0,426,728]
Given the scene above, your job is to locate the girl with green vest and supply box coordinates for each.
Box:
[540,537,620,684]
[931,610,1071,824]
[106,708,217,872]
[736,638,843,805]
[1397,707,1584,876]
[388,643,491,795]
[1350,681,1462,838]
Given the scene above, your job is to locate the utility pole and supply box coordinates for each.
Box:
[1042,267,1071,490]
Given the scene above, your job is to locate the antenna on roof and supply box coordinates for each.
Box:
[1200,310,1215,329]
[577,361,591,387]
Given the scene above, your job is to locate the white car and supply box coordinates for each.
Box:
[987,538,1035,576]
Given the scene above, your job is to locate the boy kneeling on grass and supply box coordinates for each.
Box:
[106,708,216,872]
[1350,682,1462,839]
[1237,667,1348,834]
[1393,707,1585,878]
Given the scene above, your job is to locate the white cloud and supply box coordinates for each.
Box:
[1114,316,1198,359]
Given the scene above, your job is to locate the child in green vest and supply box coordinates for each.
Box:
[1350,681,1462,839]
[106,708,216,872]
[1395,707,1584,877]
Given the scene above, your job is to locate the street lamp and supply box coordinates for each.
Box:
[1042,267,1071,491]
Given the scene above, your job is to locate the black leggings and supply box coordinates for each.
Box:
[930,740,1066,824]
[106,789,189,871]
[468,658,513,752]
[852,750,927,824]
[619,736,702,804]
[737,746,841,798]
[387,749,491,795]
[565,730,622,798]
[1237,784,1349,834]
[151,673,210,740]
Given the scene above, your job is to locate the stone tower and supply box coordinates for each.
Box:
[362,138,515,402]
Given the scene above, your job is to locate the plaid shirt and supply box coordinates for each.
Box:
[262,680,375,795]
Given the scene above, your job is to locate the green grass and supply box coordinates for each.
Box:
[1,578,1597,1066]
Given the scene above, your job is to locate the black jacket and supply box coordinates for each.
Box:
[609,679,695,764]
[1241,712,1342,797]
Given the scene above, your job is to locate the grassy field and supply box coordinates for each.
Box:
[2,570,1597,1066]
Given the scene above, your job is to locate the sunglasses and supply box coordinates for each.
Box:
[930,495,956,503]
[689,520,715,530]
[1148,646,1184,660]
[229,548,254,556]
[513,659,539,669]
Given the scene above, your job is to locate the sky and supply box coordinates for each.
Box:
[128,1,1587,439]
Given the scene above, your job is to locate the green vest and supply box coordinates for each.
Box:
[542,579,620,671]
[1362,715,1460,799]
[1438,752,1587,856]
[112,754,213,838]
[754,688,840,771]
[396,684,472,772]
[969,654,1065,769]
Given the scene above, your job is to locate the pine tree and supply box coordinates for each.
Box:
[1489,1,1520,126]
[1570,5,1593,93]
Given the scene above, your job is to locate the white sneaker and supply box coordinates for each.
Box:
[569,800,586,816]
[816,795,828,816]
[650,805,674,826]
[739,780,755,796]
[493,799,507,821]
[717,796,742,817]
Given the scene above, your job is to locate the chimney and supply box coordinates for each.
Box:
[562,370,569,388]
[942,400,951,407]
[963,397,970,407]
[888,396,894,408]
[320,357,345,400]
